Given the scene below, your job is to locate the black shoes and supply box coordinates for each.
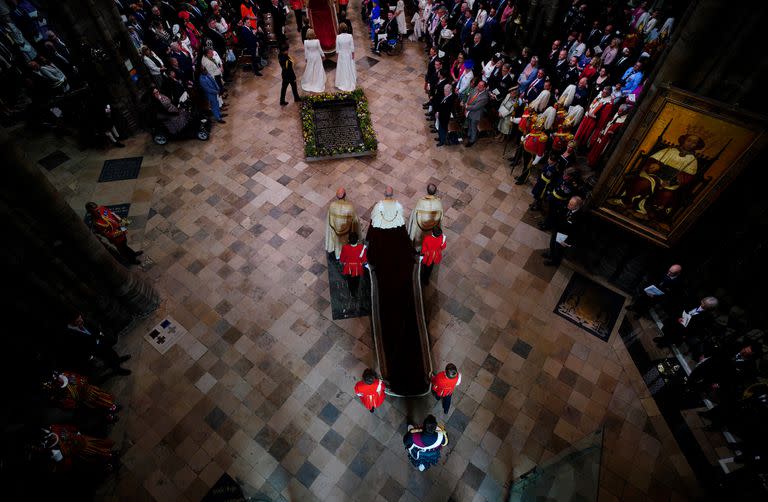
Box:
[514,178,526,185]
[464,141,475,147]
[217,119,226,124]
[118,355,131,363]
[543,259,558,267]
[280,101,288,106]
[116,368,132,376]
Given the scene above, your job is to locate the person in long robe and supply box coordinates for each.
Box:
[325,188,359,259]
[613,133,705,218]
[301,29,325,92]
[371,186,405,229]
[334,23,357,91]
[408,184,443,248]
[573,86,612,148]
[395,0,407,35]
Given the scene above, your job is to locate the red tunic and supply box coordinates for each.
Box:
[523,131,548,156]
[92,206,126,245]
[431,371,461,397]
[355,379,385,410]
[421,234,446,266]
[340,244,368,277]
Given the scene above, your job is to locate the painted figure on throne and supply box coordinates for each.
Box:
[610,130,707,221]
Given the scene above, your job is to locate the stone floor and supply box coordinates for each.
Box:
[18,7,704,502]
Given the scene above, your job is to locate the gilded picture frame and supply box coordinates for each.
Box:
[592,86,767,247]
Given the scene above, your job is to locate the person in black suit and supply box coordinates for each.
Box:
[654,297,720,359]
[552,49,569,88]
[543,196,585,266]
[55,312,131,378]
[611,47,634,82]
[585,20,602,49]
[423,47,440,108]
[627,264,684,317]
[374,11,399,54]
[523,69,546,102]
[426,69,451,122]
[270,0,288,45]
[545,40,562,72]
[278,45,301,105]
[435,83,457,146]
[240,23,265,76]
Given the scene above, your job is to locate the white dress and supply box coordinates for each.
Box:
[334,33,357,91]
[396,0,407,34]
[301,39,325,93]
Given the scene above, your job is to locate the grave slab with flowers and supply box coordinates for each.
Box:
[300,89,378,161]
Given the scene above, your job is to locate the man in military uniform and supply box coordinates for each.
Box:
[539,167,581,231]
[371,186,405,229]
[408,184,443,248]
[529,153,561,211]
[543,196,585,267]
[325,188,359,259]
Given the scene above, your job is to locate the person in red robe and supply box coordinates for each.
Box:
[431,363,461,413]
[339,232,367,293]
[354,368,386,413]
[587,104,629,168]
[44,371,120,423]
[86,202,143,265]
[574,86,612,148]
[420,226,446,284]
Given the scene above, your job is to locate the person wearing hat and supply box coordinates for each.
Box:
[456,59,474,95]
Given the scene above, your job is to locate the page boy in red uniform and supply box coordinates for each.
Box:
[354,368,385,413]
[420,226,446,284]
[339,232,367,293]
[431,363,461,413]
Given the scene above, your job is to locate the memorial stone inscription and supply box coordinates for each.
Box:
[313,99,364,151]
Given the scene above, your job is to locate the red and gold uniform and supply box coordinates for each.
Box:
[517,106,536,135]
[339,243,367,277]
[46,371,117,413]
[354,378,386,411]
[421,234,446,266]
[39,425,115,473]
[92,205,126,246]
[523,128,549,157]
[551,122,575,153]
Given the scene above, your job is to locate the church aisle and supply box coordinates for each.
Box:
[14,4,704,502]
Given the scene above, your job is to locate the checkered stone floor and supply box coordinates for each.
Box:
[19,6,704,502]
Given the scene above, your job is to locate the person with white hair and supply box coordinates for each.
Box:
[371,186,405,229]
[627,264,684,317]
[542,196,585,267]
[654,296,720,360]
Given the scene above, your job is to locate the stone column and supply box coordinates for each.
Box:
[0,132,159,331]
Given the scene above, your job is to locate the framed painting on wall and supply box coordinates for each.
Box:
[592,86,767,247]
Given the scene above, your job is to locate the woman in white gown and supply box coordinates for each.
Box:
[334,23,357,91]
[301,29,326,93]
[395,0,407,35]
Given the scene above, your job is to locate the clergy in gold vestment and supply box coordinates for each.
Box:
[325,188,359,259]
[408,183,444,248]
